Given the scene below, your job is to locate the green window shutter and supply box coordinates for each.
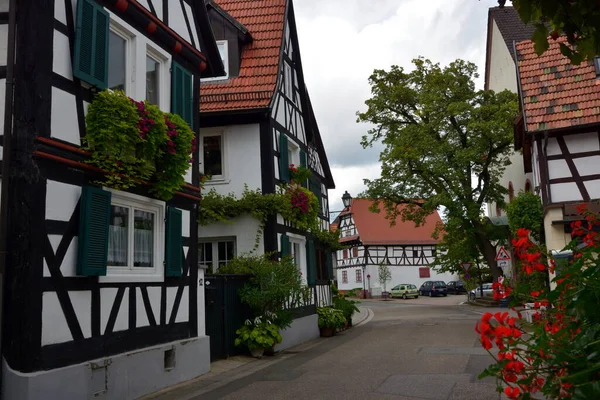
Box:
[280,234,291,257]
[166,207,183,277]
[279,132,290,182]
[326,251,333,280]
[306,240,317,285]
[77,186,111,276]
[171,61,193,128]
[300,149,307,168]
[73,0,109,89]
[311,176,322,216]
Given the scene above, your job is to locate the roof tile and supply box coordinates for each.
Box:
[516,37,600,132]
[344,199,442,246]
[200,0,286,112]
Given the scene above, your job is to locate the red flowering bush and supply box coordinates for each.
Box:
[289,163,312,185]
[477,206,600,399]
[283,184,319,230]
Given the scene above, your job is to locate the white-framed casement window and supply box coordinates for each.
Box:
[287,139,300,167]
[199,238,236,273]
[201,40,229,82]
[200,130,226,181]
[342,270,348,284]
[145,45,168,108]
[288,234,307,281]
[108,21,135,94]
[101,189,165,282]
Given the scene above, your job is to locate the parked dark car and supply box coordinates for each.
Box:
[419,281,448,297]
[446,280,467,295]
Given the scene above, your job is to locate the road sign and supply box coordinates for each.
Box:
[495,246,511,261]
[464,273,470,280]
[460,262,472,272]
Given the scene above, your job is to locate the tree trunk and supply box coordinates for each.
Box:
[471,220,501,282]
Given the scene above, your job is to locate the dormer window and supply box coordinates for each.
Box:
[202,40,229,81]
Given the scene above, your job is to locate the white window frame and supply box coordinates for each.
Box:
[201,40,229,82]
[108,19,136,96]
[100,189,165,283]
[199,129,228,183]
[287,233,307,283]
[145,44,169,110]
[342,270,348,284]
[355,269,362,283]
[288,139,300,168]
[199,238,236,272]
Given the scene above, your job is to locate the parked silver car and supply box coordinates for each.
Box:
[469,283,493,301]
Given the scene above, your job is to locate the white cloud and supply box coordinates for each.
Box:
[295,0,501,192]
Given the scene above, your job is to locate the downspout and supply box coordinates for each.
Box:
[542,131,550,204]
[0,0,18,380]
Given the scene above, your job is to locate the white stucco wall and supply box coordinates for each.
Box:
[485,19,533,218]
[200,123,262,198]
[336,265,457,295]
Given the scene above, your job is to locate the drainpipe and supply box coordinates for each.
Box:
[0,0,18,382]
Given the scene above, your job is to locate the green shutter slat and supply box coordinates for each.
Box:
[306,240,316,285]
[300,150,307,168]
[183,70,193,127]
[280,234,290,257]
[326,251,333,280]
[279,132,289,182]
[166,207,183,277]
[77,186,111,276]
[171,62,193,127]
[73,0,108,89]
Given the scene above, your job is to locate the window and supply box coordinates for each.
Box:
[342,271,348,283]
[355,269,362,283]
[284,61,293,98]
[343,249,348,259]
[352,247,358,258]
[107,23,133,94]
[288,139,299,167]
[289,236,306,279]
[201,40,229,81]
[106,191,164,278]
[146,55,160,105]
[202,134,224,179]
[199,239,235,273]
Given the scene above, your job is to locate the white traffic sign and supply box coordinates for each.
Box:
[495,246,511,261]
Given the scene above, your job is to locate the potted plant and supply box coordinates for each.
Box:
[332,285,360,329]
[317,306,346,337]
[234,314,283,358]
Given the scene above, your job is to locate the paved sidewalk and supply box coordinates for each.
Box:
[351,305,373,326]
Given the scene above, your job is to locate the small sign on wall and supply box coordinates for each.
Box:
[419,267,430,278]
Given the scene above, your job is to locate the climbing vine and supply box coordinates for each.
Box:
[198,165,344,251]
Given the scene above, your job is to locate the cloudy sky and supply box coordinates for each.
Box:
[294,0,502,214]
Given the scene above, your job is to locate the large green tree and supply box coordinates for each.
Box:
[501,0,600,64]
[358,58,518,281]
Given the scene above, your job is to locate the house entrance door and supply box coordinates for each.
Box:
[204,274,252,360]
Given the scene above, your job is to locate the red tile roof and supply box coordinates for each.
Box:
[344,199,442,246]
[200,0,285,112]
[516,37,600,132]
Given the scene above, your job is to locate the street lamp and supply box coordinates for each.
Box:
[342,191,352,208]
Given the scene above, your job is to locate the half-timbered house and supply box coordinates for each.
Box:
[333,197,457,296]
[198,0,336,351]
[514,37,600,286]
[0,0,224,398]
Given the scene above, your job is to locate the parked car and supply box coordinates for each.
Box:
[446,280,467,295]
[419,281,447,297]
[390,284,419,299]
[469,283,494,301]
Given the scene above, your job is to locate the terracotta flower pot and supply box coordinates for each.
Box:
[320,326,335,337]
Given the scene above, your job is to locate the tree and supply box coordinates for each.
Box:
[499,0,600,64]
[358,58,519,281]
[378,263,392,293]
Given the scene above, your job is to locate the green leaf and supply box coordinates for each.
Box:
[532,24,550,55]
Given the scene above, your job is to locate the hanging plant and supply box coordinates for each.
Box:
[289,164,311,185]
[151,113,195,201]
[84,90,197,200]
[281,184,319,230]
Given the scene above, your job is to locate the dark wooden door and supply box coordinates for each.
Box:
[204,274,252,361]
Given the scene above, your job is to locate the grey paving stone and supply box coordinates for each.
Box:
[376,373,472,399]
[419,346,490,355]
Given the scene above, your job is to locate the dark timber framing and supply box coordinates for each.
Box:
[1,0,218,373]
